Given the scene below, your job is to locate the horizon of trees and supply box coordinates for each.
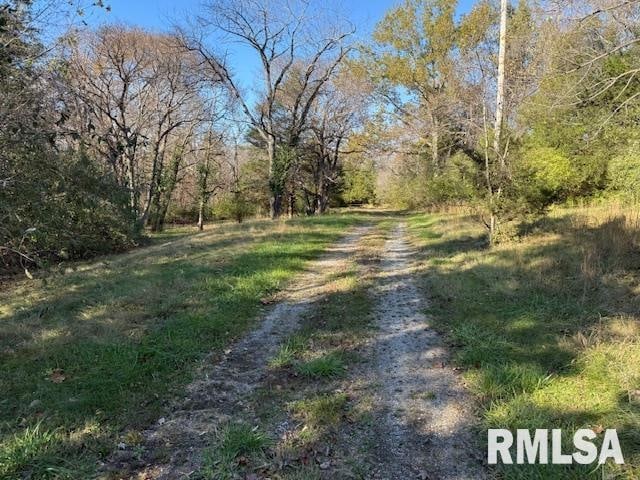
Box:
[2,0,640,274]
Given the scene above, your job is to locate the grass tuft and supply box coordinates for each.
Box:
[295,352,347,378]
[269,335,307,368]
[200,424,270,480]
[289,393,349,427]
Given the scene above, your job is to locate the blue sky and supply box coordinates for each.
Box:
[86,0,477,94]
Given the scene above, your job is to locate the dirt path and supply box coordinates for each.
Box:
[103,226,372,479]
[365,223,486,479]
[104,221,486,479]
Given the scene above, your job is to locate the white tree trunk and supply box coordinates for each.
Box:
[494,0,508,168]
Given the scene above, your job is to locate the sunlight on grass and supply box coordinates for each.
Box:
[408,208,640,479]
[289,393,349,427]
[0,213,367,478]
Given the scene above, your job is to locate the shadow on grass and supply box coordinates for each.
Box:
[0,214,367,479]
[407,212,640,479]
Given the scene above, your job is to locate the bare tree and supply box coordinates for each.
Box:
[544,0,640,131]
[195,130,225,230]
[63,26,210,227]
[301,66,371,214]
[180,0,354,218]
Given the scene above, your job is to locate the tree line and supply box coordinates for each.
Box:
[2,0,639,273]
[0,0,373,274]
[370,0,640,241]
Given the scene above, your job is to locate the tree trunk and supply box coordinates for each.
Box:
[431,122,439,175]
[148,189,163,232]
[126,154,137,215]
[288,191,296,218]
[267,137,283,219]
[316,175,329,215]
[270,193,283,219]
[150,154,181,232]
[197,199,205,231]
[494,0,508,168]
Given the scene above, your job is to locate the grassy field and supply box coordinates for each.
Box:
[0,214,368,479]
[5,206,639,479]
[407,206,640,479]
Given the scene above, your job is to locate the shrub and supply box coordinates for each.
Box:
[1,149,138,274]
[606,143,640,203]
[341,158,377,205]
[380,153,481,209]
[504,146,579,218]
[212,193,255,223]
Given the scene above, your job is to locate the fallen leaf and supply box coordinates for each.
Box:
[49,369,66,383]
[592,424,605,434]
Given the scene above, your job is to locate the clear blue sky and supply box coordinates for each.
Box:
[86,0,477,94]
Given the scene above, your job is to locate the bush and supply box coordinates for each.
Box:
[506,146,578,216]
[165,206,200,225]
[212,193,255,223]
[1,149,138,274]
[341,159,377,205]
[606,143,640,203]
[380,153,480,209]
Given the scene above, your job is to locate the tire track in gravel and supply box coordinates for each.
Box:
[367,222,486,480]
[102,225,372,480]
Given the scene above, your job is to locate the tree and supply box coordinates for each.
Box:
[62,26,210,228]
[182,0,353,218]
[300,65,372,213]
[1,2,137,274]
[368,0,458,175]
[494,0,508,167]
[195,130,225,230]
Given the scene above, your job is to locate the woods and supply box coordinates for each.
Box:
[4,0,640,273]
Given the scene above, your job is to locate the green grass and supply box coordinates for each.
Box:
[289,393,349,427]
[407,209,640,479]
[269,335,308,368]
[295,352,347,378]
[200,424,270,480]
[0,213,368,479]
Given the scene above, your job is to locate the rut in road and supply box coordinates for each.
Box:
[365,223,486,480]
[102,226,372,479]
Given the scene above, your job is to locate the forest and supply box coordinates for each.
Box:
[3,0,640,272]
[2,0,640,479]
